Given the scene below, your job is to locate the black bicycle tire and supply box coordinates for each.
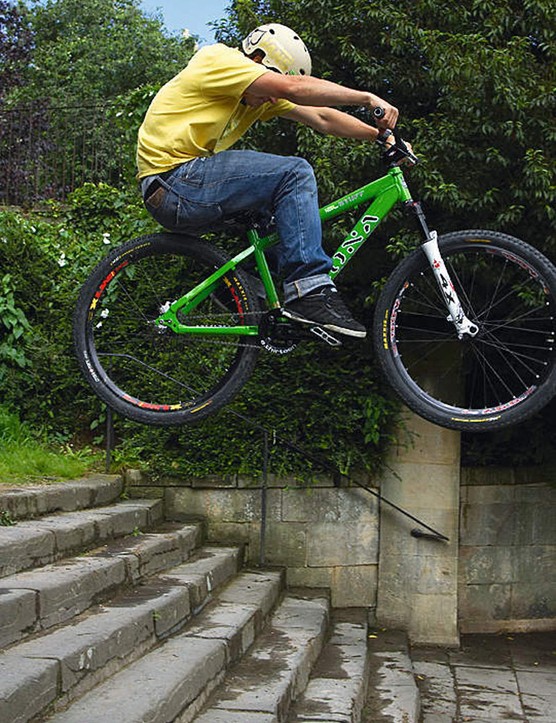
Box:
[73,232,261,426]
[373,230,556,432]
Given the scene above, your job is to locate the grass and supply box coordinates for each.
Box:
[0,406,101,485]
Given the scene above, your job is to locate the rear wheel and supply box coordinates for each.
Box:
[374,230,556,431]
[73,233,261,425]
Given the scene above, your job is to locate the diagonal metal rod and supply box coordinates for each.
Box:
[104,391,450,543]
[223,405,449,543]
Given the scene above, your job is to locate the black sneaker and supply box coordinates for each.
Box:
[283,286,367,338]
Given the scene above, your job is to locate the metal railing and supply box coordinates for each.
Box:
[0,101,127,205]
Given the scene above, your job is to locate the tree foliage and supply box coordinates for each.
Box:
[216,0,556,258]
[8,0,196,104]
[0,0,33,101]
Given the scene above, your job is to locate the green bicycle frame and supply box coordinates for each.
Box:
[155,166,413,337]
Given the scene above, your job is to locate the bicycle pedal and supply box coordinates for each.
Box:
[309,325,343,346]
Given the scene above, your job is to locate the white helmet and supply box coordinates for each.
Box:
[242,23,312,76]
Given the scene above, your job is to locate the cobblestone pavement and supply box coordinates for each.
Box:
[411,631,556,722]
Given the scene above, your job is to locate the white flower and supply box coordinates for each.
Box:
[57,252,67,267]
[102,232,111,245]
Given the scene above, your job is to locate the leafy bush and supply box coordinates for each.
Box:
[0,183,399,480]
[0,184,157,435]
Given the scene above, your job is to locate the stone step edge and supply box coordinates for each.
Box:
[0,498,164,578]
[287,610,370,723]
[47,588,318,723]
[0,547,246,723]
[44,569,283,723]
[0,522,204,648]
[362,629,420,723]
[196,594,330,723]
[0,474,124,521]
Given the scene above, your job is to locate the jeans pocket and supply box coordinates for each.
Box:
[146,187,179,230]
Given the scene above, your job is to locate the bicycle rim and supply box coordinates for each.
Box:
[74,234,261,425]
[375,231,556,431]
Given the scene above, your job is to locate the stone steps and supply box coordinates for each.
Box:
[195,595,330,722]
[0,521,202,646]
[0,476,393,723]
[287,610,371,722]
[0,497,164,577]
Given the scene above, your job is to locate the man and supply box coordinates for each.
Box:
[137,23,398,338]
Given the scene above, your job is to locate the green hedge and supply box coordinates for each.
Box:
[0,183,399,480]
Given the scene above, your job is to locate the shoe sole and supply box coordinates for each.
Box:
[282,309,367,339]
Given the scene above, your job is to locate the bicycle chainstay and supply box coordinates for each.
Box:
[171,309,342,352]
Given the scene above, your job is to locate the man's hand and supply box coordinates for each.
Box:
[368,95,398,129]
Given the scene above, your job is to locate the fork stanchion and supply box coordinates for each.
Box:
[259,429,270,566]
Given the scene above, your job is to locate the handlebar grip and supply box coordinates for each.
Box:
[373,107,386,120]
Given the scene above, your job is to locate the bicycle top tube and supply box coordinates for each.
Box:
[155,165,415,332]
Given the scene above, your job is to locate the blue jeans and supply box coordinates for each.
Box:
[142,150,333,302]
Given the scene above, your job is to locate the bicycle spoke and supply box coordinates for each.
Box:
[385,237,556,417]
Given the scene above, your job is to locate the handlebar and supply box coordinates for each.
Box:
[368,106,418,167]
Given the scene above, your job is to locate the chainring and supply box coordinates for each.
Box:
[258,311,301,354]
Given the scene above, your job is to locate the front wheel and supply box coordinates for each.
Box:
[73,233,262,426]
[374,230,556,432]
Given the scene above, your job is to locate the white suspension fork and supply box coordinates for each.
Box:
[422,231,479,339]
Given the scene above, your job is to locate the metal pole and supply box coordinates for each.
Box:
[259,430,269,566]
[105,407,114,474]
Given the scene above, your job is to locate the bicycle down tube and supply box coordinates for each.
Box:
[154,166,412,336]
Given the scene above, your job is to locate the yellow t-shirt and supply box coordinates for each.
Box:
[136,44,295,178]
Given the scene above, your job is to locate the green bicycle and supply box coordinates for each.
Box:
[73,141,556,431]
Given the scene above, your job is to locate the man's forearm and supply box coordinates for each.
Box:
[285,75,378,109]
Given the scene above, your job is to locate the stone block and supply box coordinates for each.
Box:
[38,557,127,627]
[459,545,515,584]
[413,554,458,596]
[166,487,282,524]
[408,592,458,646]
[91,503,151,539]
[382,461,460,509]
[286,565,333,590]
[89,475,124,506]
[462,484,514,505]
[218,571,283,620]
[0,655,59,723]
[514,483,556,503]
[459,582,512,623]
[0,526,55,576]
[388,409,460,466]
[512,546,555,586]
[460,501,518,546]
[462,467,515,486]
[281,487,377,524]
[510,582,554,620]
[34,482,93,515]
[306,522,378,566]
[0,588,37,647]
[31,514,97,554]
[331,565,377,608]
[262,522,307,567]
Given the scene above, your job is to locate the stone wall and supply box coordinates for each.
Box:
[375,410,461,647]
[459,465,556,633]
[124,452,556,642]
[160,476,380,609]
